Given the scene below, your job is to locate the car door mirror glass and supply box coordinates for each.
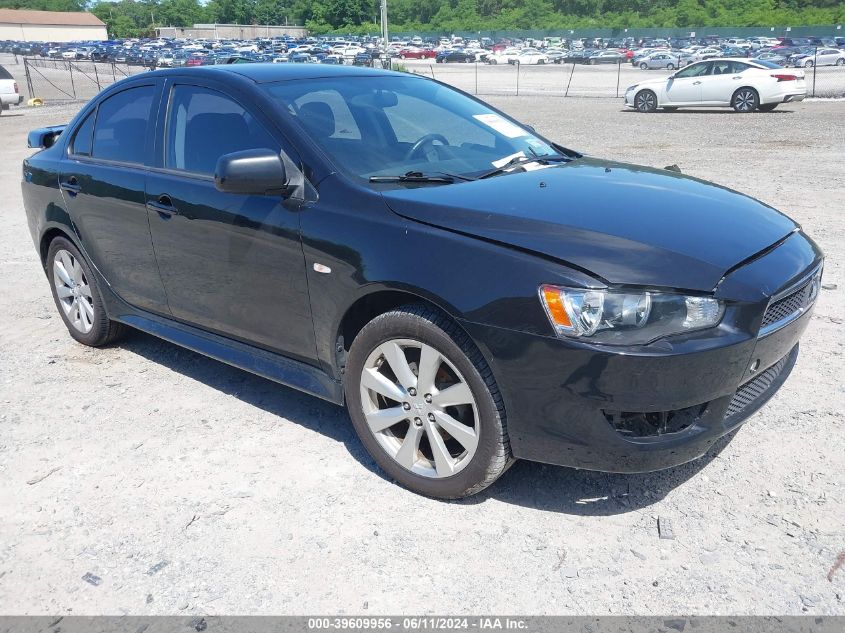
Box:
[214,148,290,196]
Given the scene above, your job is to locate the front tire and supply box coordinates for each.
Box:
[666,63,675,70]
[639,62,648,70]
[634,89,658,112]
[731,87,759,112]
[345,305,512,499]
[46,237,126,347]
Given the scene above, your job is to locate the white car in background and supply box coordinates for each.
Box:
[510,49,549,65]
[791,48,845,67]
[625,58,806,113]
[486,47,522,64]
[0,64,22,115]
[690,47,721,61]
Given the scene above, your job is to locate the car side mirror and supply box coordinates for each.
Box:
[214,148,289,196]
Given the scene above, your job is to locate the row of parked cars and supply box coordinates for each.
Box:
[3,33,845,72]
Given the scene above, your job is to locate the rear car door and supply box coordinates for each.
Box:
[664,61,711,104]
[144,79,316,361]
[700,60,749,104]
[58,81,170,314]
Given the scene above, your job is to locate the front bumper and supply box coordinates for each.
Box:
[462,231,822,473]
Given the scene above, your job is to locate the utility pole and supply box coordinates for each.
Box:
[380,0,389,64]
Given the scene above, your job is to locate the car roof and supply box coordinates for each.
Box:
[144,63,406,84]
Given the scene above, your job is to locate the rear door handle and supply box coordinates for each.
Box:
[60,177,81,195]
[146,195,179,218]
[733,76,742,79]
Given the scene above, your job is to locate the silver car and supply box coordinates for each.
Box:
[638,52,689,70]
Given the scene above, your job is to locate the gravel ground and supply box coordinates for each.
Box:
[0,90,843,616]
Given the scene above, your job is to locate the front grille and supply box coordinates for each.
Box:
[725,353,790,418]
[761,277,815,329]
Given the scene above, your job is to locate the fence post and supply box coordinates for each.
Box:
[812,47,817,97]
[475,61,478,94]
[24,57,34,98]
[68,61,76,99]
[616,61,621,98]
[515,62,520,96]
[93,62,100,91]
[565,62,575,97]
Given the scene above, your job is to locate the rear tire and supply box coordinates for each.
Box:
[634,89,658,112]
[836,58,845,66]
[731,87,759,112]
[345,305,512,499]
[46,236,126,347]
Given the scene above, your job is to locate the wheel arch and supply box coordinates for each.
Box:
[39,225,78,269]
[335,286,474,377]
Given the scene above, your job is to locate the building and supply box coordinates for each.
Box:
[156,23,307,40]
[0,8,108,42]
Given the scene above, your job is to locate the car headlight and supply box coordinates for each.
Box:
[626,85,637,92]
[539,285,724,345]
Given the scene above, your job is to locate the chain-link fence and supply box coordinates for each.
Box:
[405,57,845,99]
[20,57,150,104]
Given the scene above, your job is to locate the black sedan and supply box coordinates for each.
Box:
[22,64,822,498]
[436,49,473,63]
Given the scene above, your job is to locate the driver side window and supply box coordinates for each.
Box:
[675,62,712,78]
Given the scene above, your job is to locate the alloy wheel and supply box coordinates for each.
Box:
[53,248,94,333]
[635,91,656,112]
[359,338,479,478]
[734,89,757,112]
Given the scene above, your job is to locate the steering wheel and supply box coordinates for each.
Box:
[403,133,450,162]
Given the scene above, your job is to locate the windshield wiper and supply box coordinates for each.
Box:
[476,153,571,180]
[369,171,459,184]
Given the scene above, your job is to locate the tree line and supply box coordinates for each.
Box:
[1,0,843,39]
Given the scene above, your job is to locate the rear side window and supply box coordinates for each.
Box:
[70,111,95,156]
[0,65,12,80]
[165,85,279,175]
[92,85,154,164]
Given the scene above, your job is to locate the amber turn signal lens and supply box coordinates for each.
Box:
[540,285,572,328]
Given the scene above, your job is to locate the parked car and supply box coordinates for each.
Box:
[626,58,806,113]
[638,52,689,70]
[435,49,473,63]
[510,49,549,65]
[486,47,521,65]
[791,48,845,67]
[753,51,789,66]
[587,50,626,65]
[22,64,823,498]
[0,64,23,115]
[397,47,435,60]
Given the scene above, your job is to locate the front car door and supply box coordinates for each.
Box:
[58,81,170,315]
[663,61,711,104]
[144,79,316,361]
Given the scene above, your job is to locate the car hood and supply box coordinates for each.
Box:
[381,157,797,291]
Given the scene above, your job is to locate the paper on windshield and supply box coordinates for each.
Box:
[473,114,529,139]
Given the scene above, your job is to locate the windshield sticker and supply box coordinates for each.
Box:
[473,114,529,139]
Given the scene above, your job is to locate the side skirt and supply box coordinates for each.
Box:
[115,311,344,405]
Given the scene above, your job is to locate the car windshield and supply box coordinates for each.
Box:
[263,75,562,184]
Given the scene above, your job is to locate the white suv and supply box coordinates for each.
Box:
[0,65,23,115]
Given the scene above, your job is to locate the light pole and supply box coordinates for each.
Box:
[380,0,389,67]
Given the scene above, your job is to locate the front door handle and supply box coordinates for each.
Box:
[60,177,81,195]
[146,195,179,218]
[733,76,742,79]
[692,80,702,85]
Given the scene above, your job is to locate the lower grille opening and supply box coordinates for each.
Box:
[725,353,790,419]
[603,403,708,438]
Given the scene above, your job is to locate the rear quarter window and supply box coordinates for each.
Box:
[0,65,12,80]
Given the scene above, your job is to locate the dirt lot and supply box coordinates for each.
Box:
[0,82,843,616]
